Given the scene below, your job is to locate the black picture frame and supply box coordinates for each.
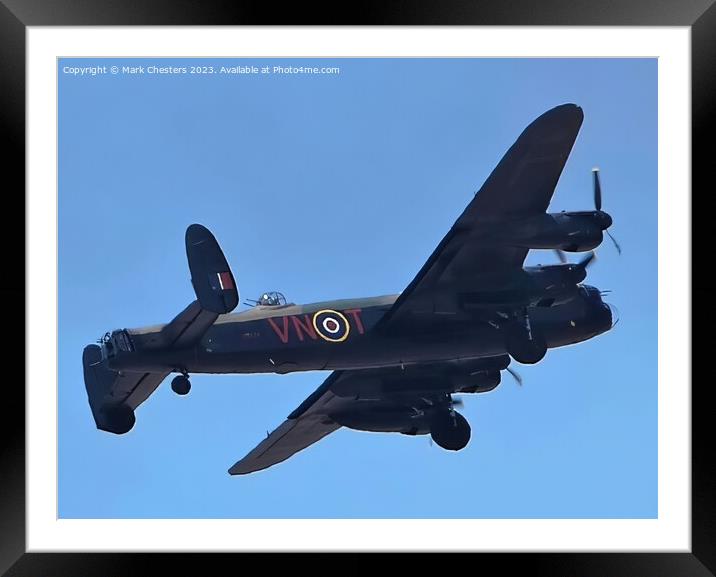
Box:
[3,1,710,575]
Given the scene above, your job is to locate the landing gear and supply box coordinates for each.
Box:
[507,332,546,364]
[505,309,547,365]
[171,374,191,395]
[430,410,471,451]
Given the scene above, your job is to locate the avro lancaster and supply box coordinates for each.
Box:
[83,103,617,474]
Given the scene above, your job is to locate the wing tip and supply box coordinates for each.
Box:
[521,103,583,143]
[228,461,272,476]
[228,460,258,475]
[539,102,583,122]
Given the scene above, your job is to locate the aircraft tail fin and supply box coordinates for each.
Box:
[83,344,168,434]
[83,344,136,434]
[185,224,239,314]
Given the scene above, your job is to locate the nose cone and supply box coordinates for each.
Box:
[581,285,615,336]
[571,264,587,284]
[599,211,613,230]
[594,301,615,335]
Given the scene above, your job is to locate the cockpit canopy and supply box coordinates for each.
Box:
[257,291,287,307]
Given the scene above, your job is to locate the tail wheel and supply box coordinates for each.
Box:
[430,410,471,451]
[171,375,191,395]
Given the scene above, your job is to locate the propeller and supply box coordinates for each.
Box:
[593,168,622,255]
[606,230,622,255]
[553,168,620,263]
[429,396,463,448]
[554,249,568,264]
[592,167,602,211]
[577,250,596,270]
[546,248,599,285]
[555,247,603,266]
[607,302,620,328]
[506,366,523,386]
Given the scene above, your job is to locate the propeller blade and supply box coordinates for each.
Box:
[606,230,622,255]
[578,251,596,270]
[607,302,620,329]
[451,396,464,408]
[506,366,523,386]
[592,168,602,211]
[554,249,567,264]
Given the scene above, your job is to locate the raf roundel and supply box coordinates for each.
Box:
[312,309,350,342]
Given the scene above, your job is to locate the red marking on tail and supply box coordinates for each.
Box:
[218,271,234,290]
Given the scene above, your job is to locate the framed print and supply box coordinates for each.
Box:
[3,0,712,575]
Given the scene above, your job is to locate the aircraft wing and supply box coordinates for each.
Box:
[377,103,584,326]
[228,415,342,476]
[230,356,509,474]
[229,372,345,475]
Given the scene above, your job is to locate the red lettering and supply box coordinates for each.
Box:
[291,315,317,341]
[344,308,365,334]
[267,316,290,344]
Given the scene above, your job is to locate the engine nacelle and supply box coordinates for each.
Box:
[487,211,612,252]
[456,370,501,394]
[329,401,432,434]
[457,263,585,310]
[330,356,512,400]
[523,262,586,305]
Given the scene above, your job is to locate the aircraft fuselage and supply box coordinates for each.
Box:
[105,284,612,376]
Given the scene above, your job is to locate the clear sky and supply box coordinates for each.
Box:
[58,58,657,518]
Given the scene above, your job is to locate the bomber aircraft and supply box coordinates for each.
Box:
[83,103,617,474]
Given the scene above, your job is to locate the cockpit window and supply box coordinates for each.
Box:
[257,291,287,307]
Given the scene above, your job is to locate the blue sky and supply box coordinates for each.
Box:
[58,58,657,518]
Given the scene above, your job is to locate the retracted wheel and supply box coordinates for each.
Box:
[171,375,191,396]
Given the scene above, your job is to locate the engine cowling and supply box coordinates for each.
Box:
[329,400,432,434]
[456,370,501,394]
[491,211,611,252]
[329,356,511,400]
